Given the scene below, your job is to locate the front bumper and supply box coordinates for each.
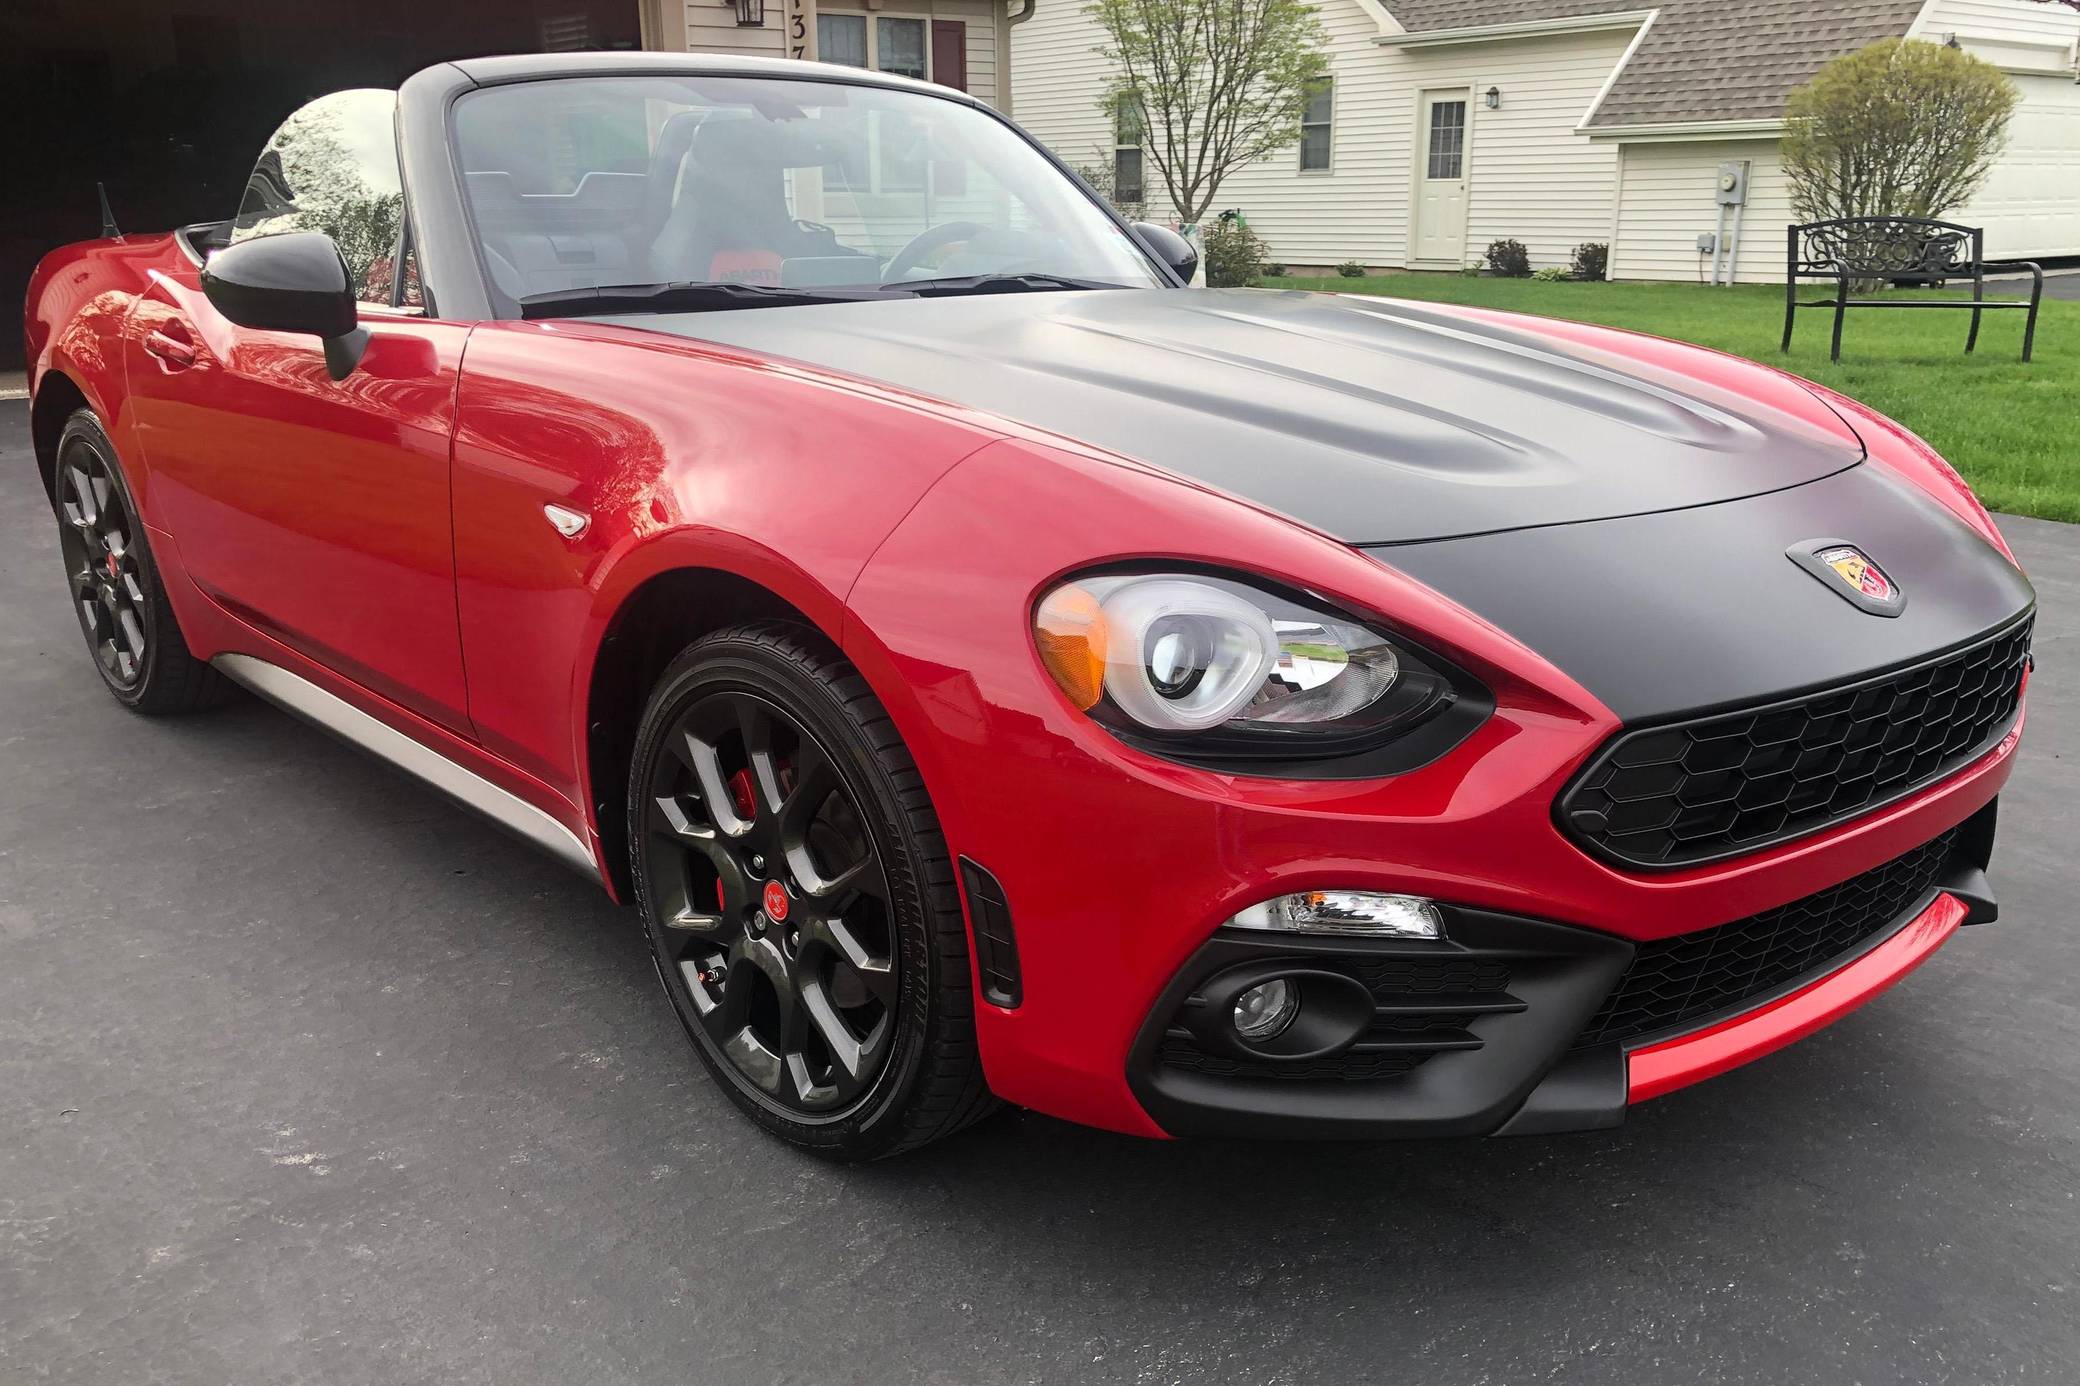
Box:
[844,437,2031,1139]
[1128,802,1998,1140]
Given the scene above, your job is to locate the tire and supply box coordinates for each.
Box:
[50,410,232,715]
[628,621,995,1159]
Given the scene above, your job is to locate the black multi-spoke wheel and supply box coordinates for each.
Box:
[630,623,993,1158]
[57,426,149,687]
[49,410,229,713]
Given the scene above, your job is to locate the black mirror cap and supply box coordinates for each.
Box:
[1131,222,1198,285]
[202,230,359,340]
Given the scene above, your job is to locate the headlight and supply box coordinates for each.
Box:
[1033,570,1468,765]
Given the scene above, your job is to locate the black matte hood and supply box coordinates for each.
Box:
[605,288,1865,544]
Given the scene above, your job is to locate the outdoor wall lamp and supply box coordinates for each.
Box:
[734,0,765,27]
[1484,86,1502,110]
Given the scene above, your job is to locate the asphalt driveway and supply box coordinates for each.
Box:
[3,397,2076,1385]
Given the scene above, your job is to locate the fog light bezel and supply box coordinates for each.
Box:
[1185,962,1375,1061]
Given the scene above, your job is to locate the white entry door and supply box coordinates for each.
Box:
[1412,91,1470,265]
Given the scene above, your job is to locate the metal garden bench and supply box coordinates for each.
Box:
[1782,216,2042,362]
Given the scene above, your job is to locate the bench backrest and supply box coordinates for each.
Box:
[1790,216,1983,276]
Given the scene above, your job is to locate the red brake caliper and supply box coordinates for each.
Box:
[721,767,759,913]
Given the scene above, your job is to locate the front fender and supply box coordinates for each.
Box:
[448,320,1005,817]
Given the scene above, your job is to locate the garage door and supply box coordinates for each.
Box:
[1954,73,2080,259]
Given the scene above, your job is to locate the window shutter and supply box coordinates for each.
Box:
[930,20,967,92]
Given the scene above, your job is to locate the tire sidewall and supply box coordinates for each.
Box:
[628,633,940,1155]
[57,411,166,708]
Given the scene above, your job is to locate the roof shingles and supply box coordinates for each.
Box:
[1386,0,1930,127]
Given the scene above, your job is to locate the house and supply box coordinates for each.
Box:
[642,0,1027,110]
[1010,0,2080,280]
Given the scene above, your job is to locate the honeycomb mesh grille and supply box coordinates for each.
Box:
[1573,829,1958,1050]
[1560,620,2030,868]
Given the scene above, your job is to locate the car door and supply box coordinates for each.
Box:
[127,88,472,732]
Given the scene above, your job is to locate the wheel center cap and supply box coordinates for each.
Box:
[761,880,790,923]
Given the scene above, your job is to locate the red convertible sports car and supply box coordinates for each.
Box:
[25,53,2033,1158]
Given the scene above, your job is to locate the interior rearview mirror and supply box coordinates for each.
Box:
[201,231,369,380]
[1130,222,1198,285]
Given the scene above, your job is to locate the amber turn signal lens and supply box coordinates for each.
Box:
[1034,583,1109,711]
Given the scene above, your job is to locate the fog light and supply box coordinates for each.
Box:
[1229,891,1444,939]
[1232,978,1299,1041]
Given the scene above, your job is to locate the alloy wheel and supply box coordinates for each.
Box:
[56,437,149,688]
[643,688,900,1118]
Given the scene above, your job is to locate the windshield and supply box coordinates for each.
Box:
[452,73,1163,307]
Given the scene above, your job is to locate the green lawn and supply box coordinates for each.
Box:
[1274,274,2077,524]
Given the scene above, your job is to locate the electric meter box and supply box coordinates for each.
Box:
[1715,160,1750,207]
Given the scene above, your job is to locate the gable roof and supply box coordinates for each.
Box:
[1384,0,1931,128]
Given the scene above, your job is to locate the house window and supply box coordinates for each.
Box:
[817,12,930,80]
[1299,78,1332,171]
[817,14,868,67]
[1113,97,1144,205]
[1426,99,1466,180]
[877,17,927,78]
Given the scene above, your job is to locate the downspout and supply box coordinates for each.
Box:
[1000,0,1036,115]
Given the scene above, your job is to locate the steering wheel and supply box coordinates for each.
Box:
[883,221,990,282]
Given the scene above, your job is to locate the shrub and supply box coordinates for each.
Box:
[1531,265,1571,282]
[1483,238,1531,277]
[1782,38,2016,224]
[1069,160,1145,221]
[1262,262,1288,278]
[1336,260,1367,278]
[1459,263,1483,277]
[1570,241,1609,281]
[1203,217,1269,287]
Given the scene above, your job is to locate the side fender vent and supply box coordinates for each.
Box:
[958,858,1023,1009]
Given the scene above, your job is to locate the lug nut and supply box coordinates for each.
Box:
[750,854,766,873]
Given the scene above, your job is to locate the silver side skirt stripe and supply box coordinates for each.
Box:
[212,653,603,883]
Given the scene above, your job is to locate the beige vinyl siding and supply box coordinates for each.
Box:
[951,0,1001,108]
[1010,0,1635,269]
[1192,0,1405,264]
[1909,0,2080,50]
[1397,30,1633,268]
[1010,0,1160,206]
[681,0,787,57]
[1608,137,1793,284]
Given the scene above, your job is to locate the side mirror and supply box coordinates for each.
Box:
[1131,222,1198,285]
[201,230,369,380]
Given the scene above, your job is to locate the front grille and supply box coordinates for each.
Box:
[1573,829,1958,1049]
[1157,957,1513,1084]
[1560,619,2030,869]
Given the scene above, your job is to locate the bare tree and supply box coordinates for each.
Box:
[1781,38,2018,225]
[1086,0,1327,227]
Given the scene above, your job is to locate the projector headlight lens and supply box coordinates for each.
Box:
[1033,572,1458,757]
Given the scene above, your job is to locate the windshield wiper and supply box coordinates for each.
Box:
[897,272,1126,298]
[518,281,898,319]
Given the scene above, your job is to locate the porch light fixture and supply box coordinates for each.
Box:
[1484,86,1502,109]
[733,0,765,27]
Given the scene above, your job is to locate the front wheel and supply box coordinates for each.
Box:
[628,622,994,1159]
[51,409,230,714]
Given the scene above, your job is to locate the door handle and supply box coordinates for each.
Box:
[143,327,198,369]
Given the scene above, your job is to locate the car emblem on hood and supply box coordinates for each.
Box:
[1786,540,1906,617]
